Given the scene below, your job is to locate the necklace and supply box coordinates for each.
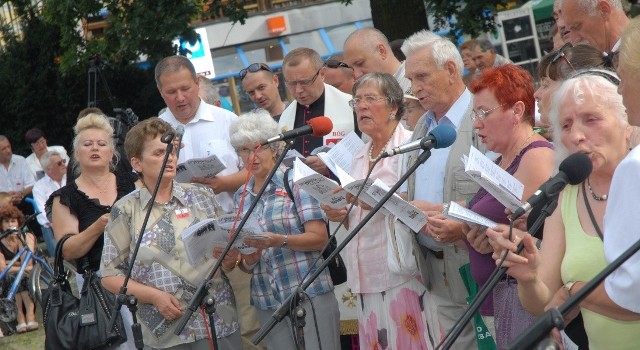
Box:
[587,177,608,201]
[499,131,536,168]
[368,127,397,162]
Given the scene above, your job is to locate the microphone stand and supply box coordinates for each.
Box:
[509,228,640,349]
[437,198,558,350]
[108,131,176,350]
[173,140,295,337]
[252,149,434,345]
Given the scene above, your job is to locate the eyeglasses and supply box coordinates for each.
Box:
[239,63,272,80]
[348,96,388,109]
[56,159,67,167]
[324,59,352,70]
[236,145,270,157]
[551,43,577,72]
[284,68,322,88]
[471,104,506,122]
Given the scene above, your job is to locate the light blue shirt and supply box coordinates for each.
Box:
[401,88,472,250]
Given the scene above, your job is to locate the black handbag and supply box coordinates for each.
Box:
[42,234,127,350]
[284,168,347,285]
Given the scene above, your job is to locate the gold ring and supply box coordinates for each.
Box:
[436,235,441,241]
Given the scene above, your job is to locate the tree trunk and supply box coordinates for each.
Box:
[369,0,429,41]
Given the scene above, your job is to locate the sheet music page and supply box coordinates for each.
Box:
[325,131,365,173]
[366,179,427,232]
[465,146,524,211]
[292,158,347,208]
[175,154,227,183]
[444,201,498,228]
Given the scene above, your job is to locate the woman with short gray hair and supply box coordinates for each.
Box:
[220,110,339,350]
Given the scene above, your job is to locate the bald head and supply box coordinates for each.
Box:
[343,28,402,80]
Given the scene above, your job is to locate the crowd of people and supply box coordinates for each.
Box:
[1,0,640,349]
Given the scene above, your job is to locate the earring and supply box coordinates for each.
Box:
[389,113,396,120]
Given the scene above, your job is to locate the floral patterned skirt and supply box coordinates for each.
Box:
[357,277,443,350]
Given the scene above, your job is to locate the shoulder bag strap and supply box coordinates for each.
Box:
[581,182,604,240]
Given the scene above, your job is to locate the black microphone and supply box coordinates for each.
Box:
[511,152,592,220]
[261,116,333,146]
[175,125,185,160]
[380,124,457,158]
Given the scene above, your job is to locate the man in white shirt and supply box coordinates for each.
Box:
[32,151,67,256]
[156,55,247,214]
[0,135,35,204]
[24,128,69,180]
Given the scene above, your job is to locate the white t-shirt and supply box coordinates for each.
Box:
[0,155,36,192]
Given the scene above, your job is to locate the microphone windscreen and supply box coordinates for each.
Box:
[429,124,457,149]
[559,152,592,185]
[307,116,334,137]
[176,125,185,135]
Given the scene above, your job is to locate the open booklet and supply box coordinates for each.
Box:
[180,213,266,266]
[443,201,497,228]
[292,158,347,208]
[463,146,524,211]
[175,154,226,183]
[366,179,428,232]
[315,131,365,174]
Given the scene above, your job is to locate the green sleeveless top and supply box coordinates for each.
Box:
[560,184,640,350]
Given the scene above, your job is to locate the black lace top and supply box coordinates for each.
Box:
[45,171,135,272]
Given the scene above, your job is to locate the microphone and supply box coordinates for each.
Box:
[511,152,592,220]
[175,125,185,159]
[261,116,333,146]
[380,124,457,158]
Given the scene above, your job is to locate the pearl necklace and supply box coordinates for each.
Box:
[368,128,396,162]
[587,177,608,201]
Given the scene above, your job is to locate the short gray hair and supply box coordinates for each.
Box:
[40,150,62,171]
[229,110,282,153]
[549,70,628,165]
[352,72,405,120]
[574,0,622,15]
[155,55,197,87]
[198,75,220,105]
[401,30,464,77]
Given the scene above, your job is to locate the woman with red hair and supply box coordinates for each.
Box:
[425,64,555,347]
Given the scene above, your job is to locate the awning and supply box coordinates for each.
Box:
[521,0,554,21]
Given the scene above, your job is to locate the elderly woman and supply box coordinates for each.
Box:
[402,91,427,131]
[100,118,240,350]
[222,110,338,350]
[534,43,607,134]
[0,206,37,333]
[323,72,441,349]
[489,72,640,349]
[424,65,555,347]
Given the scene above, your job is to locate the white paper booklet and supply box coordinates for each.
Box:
[292,158,347,208]
[283,149,305,168]
[175,155,226,183]
[316,131,364,175]
[180,214,264,266]
[463,146,524,211]
[443,201,498,228]
[366,179,428,232]
[334,165,392,217]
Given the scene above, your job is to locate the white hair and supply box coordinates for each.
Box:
[549,71,628,166]
[574,0,623,16]
[40,150,62,171]
[229,109,282,154]
[401,30,464,77]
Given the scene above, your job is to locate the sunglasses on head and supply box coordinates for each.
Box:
[324,59,352,70]
[239,63,272,80]
[551,43,577,72]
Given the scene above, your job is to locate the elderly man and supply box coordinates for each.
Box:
[470,39,512,74]
[401,30,486,349]
[24,128,69,180]
[322,54,355,95]
[562,0,629,61]
[240,63,287,120]
[553,0,583,45]
[197,75,222,107]
[279,48,355,173]
[32,150,67,256]
[0,135,35,205]
[343,27,411,92]
[155,55,262,350]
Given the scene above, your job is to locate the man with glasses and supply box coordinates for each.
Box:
[343,27,412,93]
[279,48,355,174]
[400,30,486,349]
[470,39,512,75]
[32,150,67,256]
[240,63,287,121]
[322,54,355,94]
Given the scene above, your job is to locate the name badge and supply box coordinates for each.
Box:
[175,208,190,218]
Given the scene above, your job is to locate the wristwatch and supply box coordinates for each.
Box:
[281,234,289,247]
[563,281,577,298]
